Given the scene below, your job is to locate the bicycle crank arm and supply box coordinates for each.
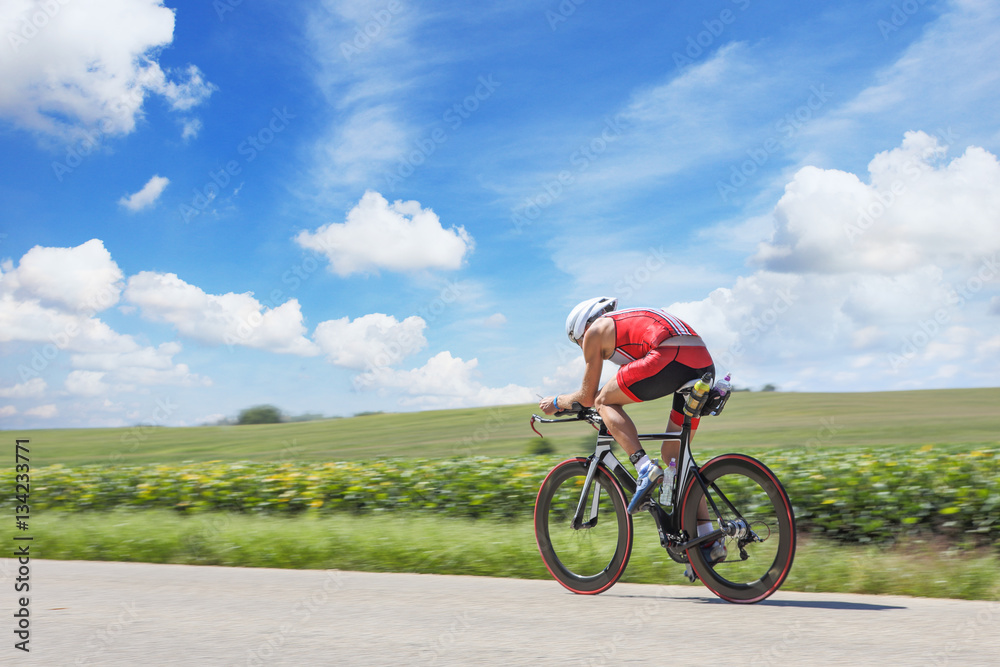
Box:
[675,528,725,551]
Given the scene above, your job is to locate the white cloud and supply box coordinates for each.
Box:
[304,1,420,193]
[669,134,1000,390]
[4,238,123,312]
[119,175,169,212]
[0,378,46,398]
[313,105,411,188]
[181,118,202,141]
[0,241,207,400]
[296,191,473,276]
[25,404,57,419]
[71,342,208,388]
[64,370,109,397]
[125,271,320,356]
[0,0,215,140]
[817,0,1000,144]
[313,313,426,369]
[0,406,16,418]
[357,351,536,409]
[483,313,507,328]
[754,132,1000,274]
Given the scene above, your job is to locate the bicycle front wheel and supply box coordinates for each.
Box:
[534,458,633,594]
[681,454,795,603]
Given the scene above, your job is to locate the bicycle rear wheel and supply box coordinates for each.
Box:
[534,458,632,594]
[681,454,795,603]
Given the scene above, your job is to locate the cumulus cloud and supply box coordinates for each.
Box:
[125,271,320,356]
[313,313,426,369]
[64,370,109,397]
[0,0,215,140]
[0,378,46,398]
[295,191,473,276]
[0,406,16,418]
[71,342,208,388]
[670,133,1000,390]
[119,175,169,211]
[25,404,57,419]
[0,240,207,400]
[357,351,535,409]
[4,238,123,312]
[754,132,1000,274]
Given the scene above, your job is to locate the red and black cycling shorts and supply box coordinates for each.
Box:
[616,345,715,427]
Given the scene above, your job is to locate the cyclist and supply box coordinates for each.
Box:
[539,296,726,562]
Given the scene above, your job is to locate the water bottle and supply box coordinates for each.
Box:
[659,458,677,510]
[709,374,732,416]
[683,373,713,417]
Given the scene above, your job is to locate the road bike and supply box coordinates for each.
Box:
[531,378,795,604]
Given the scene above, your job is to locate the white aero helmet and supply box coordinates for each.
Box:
[566,296,618,343]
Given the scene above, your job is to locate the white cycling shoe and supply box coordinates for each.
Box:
[627,459,663,514]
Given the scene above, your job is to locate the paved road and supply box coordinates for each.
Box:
[3,559,998,666]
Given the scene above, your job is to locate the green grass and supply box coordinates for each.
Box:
[28,510,1000,601]
[7,388,1000,466]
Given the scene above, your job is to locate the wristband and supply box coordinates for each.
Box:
[553,396,560,410]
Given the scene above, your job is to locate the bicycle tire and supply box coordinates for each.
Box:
[534,458,633,595]
[680,454,795,604]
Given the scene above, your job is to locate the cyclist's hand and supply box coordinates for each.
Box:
[539,396,559,415]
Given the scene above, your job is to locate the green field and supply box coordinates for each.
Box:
[8,388,1000,466]
[7,388,1000,599]
[30,510,1000,601]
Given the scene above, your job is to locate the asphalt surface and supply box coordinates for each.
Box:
[2,559,998,666]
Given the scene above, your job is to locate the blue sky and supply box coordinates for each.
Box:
[1,0,999,428]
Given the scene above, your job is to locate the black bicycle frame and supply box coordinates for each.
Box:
[574,414,736,554]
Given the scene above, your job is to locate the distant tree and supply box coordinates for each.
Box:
[761,384,778,392]
[237,405,283,425]
[352,410,385,418]
[526,438,556,456]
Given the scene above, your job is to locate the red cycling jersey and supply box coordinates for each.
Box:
[600,308,714,427]
[602,308,699,366]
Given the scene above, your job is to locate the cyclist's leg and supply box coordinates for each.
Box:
[593,377,641,457]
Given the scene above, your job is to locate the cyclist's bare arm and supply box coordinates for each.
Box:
[539,318,614,414]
